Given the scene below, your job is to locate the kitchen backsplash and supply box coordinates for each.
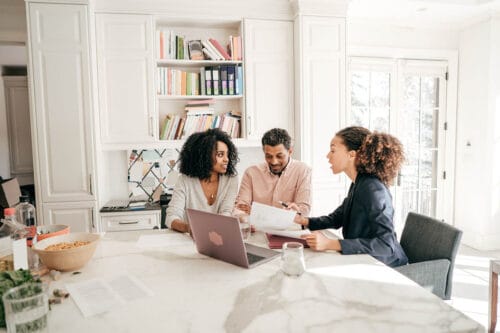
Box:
[128,149,180,201]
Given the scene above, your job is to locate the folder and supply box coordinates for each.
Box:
[220,66,228,95]
[212,66,220,96]
[266,234,309,249]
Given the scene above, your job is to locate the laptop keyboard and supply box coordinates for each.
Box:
[246,252,266,265]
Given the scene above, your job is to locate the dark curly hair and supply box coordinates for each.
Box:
[178,128,239,180]
[336,126,405,186]
[261,128,292,150]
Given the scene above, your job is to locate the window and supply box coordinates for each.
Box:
[348,57,448,233]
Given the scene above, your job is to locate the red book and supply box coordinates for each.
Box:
[209,38,231,60]
[266,233,309,249]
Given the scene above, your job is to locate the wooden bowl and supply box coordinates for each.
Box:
[32,233,100,271]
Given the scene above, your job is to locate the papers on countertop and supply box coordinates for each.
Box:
[250,202,296,230]
[66,274,153,318]
[260,228,311,239]
[135,233,191,248]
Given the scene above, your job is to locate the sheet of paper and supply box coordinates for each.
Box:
[135,233,190,248]
[66,274,154,318]
[260,228,311,239]
[250,202,296,230]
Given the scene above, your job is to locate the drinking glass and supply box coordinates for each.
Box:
[281,242,306,277]
[238,215,251,241]
[2,282,49,333]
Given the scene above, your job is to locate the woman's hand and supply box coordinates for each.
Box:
[171,219,190,234]
[302,231,341,252]
[285,202,308,227]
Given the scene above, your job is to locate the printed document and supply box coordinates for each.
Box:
[250,202,296,230]
[66,274,153,317]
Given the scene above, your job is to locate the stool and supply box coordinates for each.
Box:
[489,260,500,333]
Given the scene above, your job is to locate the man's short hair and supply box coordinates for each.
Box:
[261,128,292,150]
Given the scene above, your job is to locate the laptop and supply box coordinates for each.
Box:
[186,209,279,268]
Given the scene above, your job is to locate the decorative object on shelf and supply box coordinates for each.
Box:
[128,149,179,201]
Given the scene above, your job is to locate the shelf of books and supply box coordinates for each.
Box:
[155,19,245,141]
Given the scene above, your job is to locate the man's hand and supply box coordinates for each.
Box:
[236,203,251,215]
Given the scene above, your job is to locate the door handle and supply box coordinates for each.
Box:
[119,221,140,225]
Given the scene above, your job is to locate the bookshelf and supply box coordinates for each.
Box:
[155,19,244,141]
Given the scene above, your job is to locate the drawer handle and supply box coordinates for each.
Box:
[118,221,140,225]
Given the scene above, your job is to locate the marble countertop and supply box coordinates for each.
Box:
[44,230,483,333]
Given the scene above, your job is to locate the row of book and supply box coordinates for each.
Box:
[157,29,242,61]
[157,65,243,96]
[160,112,241,140]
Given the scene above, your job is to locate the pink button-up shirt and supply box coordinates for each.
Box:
[234,158,312,216]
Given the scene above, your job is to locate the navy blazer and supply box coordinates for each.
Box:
[308,173,408,267]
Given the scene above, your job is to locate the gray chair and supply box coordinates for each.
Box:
[395,212,462,300]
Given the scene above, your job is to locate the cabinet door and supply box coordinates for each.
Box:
[96,14,156,144]
[27,4,95,202]
[42,202,96,233]
[296,16,346,216]
[244,19,294,140]
[3,76,33,175]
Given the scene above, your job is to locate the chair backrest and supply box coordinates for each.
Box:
[400,212,463,299]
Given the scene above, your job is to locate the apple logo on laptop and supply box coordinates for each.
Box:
[209,231,223,246]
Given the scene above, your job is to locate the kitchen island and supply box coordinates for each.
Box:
[44,230,483,332]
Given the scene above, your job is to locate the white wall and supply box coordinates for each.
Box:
[0,44,27,180]
[455,18,500,250]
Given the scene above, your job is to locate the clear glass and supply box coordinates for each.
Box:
[2,282,49,333]
[238,215,250,241]
[281,242,305,277]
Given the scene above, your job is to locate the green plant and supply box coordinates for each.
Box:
[0,269,38,328]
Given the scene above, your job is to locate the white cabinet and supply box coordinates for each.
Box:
[43,202,96,233]
[3,76,34,185]
[100,211,160,232]
[244,19,294,140]
[26,2,96,227]
[294,16,346,216]
[96,14,156,145]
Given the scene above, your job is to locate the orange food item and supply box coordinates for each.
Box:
[45,241,90,251]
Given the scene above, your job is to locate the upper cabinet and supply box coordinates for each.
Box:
[244,19,294,140]
[96,14,156,145]
[3,76,33,185]
[27,3,95,203]
[94,14,294,149]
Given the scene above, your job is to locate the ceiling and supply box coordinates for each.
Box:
[348,0,500,28]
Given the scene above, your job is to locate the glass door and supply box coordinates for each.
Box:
[347,57,448,235]
[395,60,448,232]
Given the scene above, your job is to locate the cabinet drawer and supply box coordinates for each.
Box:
[101,211,160,232]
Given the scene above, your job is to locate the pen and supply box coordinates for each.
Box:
[279,201,302,216]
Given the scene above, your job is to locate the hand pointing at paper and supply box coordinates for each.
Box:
[283,202,309,227]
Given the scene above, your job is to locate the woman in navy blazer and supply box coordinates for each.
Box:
[289,126,408,267]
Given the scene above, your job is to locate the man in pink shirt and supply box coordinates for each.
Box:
[234,128,312,217]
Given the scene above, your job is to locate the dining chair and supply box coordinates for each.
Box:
[489,260,500,333]
[394,212,462,300]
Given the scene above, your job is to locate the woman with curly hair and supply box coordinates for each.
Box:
[288,126,408,267]
[166,128,239,233]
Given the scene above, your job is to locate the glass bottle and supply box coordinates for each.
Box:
[15,195,36,226]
